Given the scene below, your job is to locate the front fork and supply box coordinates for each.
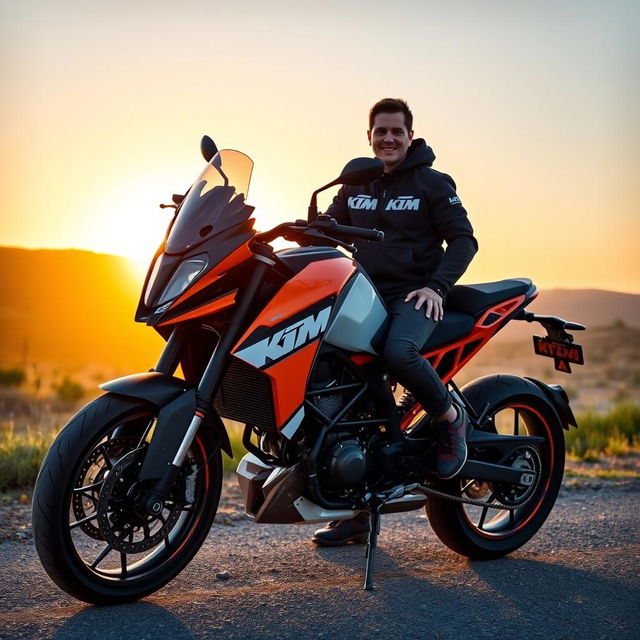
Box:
[141,252,275,515]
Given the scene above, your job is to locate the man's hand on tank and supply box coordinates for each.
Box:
[405,287,444,321]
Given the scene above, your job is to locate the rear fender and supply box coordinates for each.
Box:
[460,374,568,430]
[525,378,578,429]
[100,373,233,478]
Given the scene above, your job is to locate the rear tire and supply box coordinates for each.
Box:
[425,392,564,559]
[32,393,222,604]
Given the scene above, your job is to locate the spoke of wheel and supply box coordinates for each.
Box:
[75,490,99,505]
[73,480,104,494]
[513,409,520,436]
[91,544,113,569]
[509,509,516,527]
[461,480,475,493]
[477,492,496,530]
[137,418,155,449]
[98,444,114,470]
[119,553,128,578]
[116,527,131,542]
[70,512,98,529]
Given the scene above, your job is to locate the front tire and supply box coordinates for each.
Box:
[32,393,222,604]
[425,391,565,559]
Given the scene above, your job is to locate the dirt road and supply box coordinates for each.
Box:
[1,478,638,640]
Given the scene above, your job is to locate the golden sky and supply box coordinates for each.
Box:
[1,0,639,292]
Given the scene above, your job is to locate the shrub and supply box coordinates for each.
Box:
[0,424,58,492]
[566,403,640,460]
[53,376,85,404]
[0,367,26,388]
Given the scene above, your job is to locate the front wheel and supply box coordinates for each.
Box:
[32,393,222,604]
[425,392,565,559]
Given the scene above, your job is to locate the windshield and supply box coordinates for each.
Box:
[166,149,254,254]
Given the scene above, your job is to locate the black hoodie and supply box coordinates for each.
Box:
[321,138,478,301]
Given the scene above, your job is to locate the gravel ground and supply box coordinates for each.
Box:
[1,465,639,640]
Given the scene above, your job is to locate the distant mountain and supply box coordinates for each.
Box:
[529,288,639,327]
[0,246,638,369]
[486,287,640,342]
[0,247,163,369]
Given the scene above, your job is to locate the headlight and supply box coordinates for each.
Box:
[156,254,209,305]
[143,256,163,306]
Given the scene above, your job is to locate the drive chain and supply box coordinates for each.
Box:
[418,484,523,511]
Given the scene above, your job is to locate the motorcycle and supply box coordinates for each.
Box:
[32,136,585,603]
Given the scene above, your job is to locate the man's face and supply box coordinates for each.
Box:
[367,111,414,172]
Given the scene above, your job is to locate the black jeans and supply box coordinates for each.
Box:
[383,296,452,416]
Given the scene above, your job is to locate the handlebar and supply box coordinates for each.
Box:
[252,217,384,248]
[325,222,384,242]
[307,216,384,243]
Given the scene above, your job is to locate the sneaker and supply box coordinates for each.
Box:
[434,404,471,480]
[311,514,370,547]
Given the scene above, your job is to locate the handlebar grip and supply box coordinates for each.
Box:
[332,224,384,242]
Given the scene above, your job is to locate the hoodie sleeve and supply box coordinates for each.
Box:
[424,172,478,296]
[311,186,350,224]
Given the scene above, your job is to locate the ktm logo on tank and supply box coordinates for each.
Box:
[348,195,378,210]
[235,307,332,368]
[385,197,420,211]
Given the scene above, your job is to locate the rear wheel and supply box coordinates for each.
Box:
[32,393,222,604]
[425,393,564,558]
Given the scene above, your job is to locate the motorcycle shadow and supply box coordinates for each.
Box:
[52,602,195,640]
[314,542,416,583]
[467,555,636,634]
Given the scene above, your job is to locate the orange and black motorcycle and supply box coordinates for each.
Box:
[33,136,585,603]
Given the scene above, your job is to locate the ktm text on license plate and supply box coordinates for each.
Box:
[533,336,584,373]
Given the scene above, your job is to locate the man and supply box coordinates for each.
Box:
[311,98,478,546]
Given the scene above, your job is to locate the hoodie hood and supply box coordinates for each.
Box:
[394,138,435,171]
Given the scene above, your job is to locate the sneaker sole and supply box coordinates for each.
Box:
[311,533,369,547]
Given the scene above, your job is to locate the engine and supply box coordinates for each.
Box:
[305,351,388,502]
[313,428,386,505]
[324,435,367,486]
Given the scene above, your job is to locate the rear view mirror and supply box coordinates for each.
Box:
[200,135,219,162]
[308,157,385,219]
[338,157,384,186]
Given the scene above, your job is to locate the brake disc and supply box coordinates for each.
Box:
[71,436,140,540]
[464,480,491,500]
[96,449,182,554]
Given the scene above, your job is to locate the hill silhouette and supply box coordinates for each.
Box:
[490,286,639,342]
[0,247,163,370]
[0,247,638,371]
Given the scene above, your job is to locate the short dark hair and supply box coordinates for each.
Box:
[369,98,413,132]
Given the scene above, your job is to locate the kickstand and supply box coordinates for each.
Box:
[363,501,382,591]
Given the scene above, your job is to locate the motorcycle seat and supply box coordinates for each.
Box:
[418,278,533,352]
[445,278,533,316]
[421,311,475,352]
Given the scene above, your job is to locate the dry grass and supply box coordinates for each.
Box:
[1,403,638,491]
[565,403,640,461]
[0,422,59,491]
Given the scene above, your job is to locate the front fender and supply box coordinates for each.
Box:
[460,374,576,431]
[100,372,189,406]
[100,372,233,466]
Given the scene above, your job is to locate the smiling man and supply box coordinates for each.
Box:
[310,98,478,546]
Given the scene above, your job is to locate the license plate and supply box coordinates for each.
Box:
[533,336,584,373]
